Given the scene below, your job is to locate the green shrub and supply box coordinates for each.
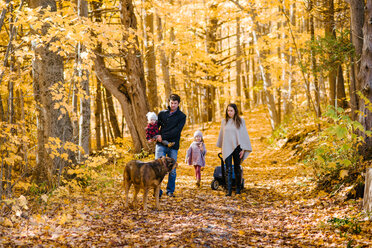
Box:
[304,106,366,192]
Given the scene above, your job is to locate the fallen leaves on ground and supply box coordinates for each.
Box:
[1,107,371,247]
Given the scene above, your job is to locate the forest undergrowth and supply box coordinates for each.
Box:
[1,107,371,247]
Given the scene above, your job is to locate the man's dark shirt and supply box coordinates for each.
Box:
[157,107,186,150]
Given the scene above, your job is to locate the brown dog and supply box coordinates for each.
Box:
[123,157,177,210]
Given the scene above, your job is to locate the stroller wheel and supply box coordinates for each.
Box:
[211,179,219,190]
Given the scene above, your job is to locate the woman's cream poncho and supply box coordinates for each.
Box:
[216,118,252,161]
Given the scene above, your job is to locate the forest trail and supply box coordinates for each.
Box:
[1,108,371,247]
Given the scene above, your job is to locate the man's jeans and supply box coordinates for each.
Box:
[155,144,178,194]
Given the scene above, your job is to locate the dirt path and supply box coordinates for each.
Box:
[1,108,371,247]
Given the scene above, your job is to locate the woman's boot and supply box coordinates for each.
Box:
[226,166,232,196]
[236,184,241,194]
[236,169,241,194]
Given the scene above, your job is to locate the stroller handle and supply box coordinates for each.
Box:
[218,152,223,162]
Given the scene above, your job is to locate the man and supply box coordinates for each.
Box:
[155,94,186,197]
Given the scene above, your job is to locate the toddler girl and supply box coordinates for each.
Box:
[145,112,174,147]
[185,130,206,187]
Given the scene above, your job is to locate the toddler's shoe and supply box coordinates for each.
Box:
[168,142,175,147]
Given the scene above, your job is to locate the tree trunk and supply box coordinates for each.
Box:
[94,0,150,153]
[205,2,218,121]
[193,84,199,125]
[236,16,242,112]
[0,155,4,199]
[100,92,107,146]
[357,0,372,158]
[7,38,14,197]
[95,79,102,151]
[156,15,171,99]
[336,65,347,108]
[252,29,279,129]
[170,26,176,92]
[144,1,158,111]
[92,0,102,151]
[78,63,90,161]
[71,81,79,144]
[251,40,258,106]
[364,168,372,213]
[310,0,321,117]
[0,0,11,32]
[349,0,364,120]
[20,89,28,171]
[76,0,90,162]
[105,90,121,139]
[103,89,113,143]
[283,2,295,117]
[325,0,337,107]
[242,40,250,110]
[0,94,4,122]
[30,0,76,187]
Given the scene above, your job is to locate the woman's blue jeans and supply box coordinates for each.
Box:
[155,144,178,194]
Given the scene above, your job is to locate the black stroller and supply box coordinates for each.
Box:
[211,153,244,190]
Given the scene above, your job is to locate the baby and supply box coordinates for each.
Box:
[145,112,175,147]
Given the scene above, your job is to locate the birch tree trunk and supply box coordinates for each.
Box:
[230,0,279,129]
[77,0,90,162]
[283,2,295,117]
[252,29,279,130]
[71,81,78,144]
[363,168,372,212]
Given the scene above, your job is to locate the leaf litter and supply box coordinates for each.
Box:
[1,107,371,247]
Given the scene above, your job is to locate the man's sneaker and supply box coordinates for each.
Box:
[167,142,175,148]
[166,192,175,197]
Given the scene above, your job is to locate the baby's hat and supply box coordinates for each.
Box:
[146,112,158,121]
[193,130,203,139]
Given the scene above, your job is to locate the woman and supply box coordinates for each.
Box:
[216,103,252,196]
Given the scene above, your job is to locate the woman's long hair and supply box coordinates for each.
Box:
[225,103,242,128]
